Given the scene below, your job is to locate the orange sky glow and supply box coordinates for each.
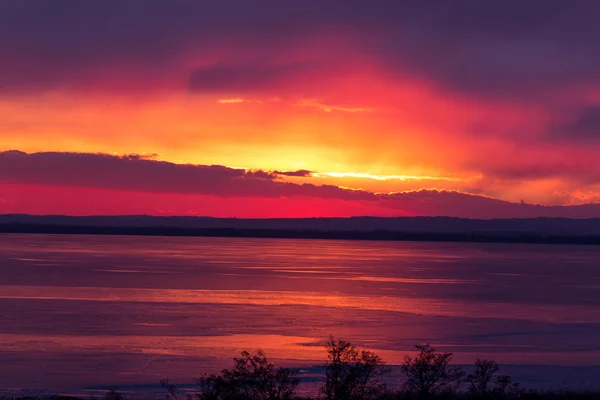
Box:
[2,2,600,217]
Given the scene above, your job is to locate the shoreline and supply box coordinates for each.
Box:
[3,223,600,245]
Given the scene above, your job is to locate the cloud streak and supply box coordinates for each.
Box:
[273,170,313,178]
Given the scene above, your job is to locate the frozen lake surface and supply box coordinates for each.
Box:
[1,234,599,397]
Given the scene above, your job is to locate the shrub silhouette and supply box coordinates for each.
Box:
[467,359,499,397]
[467,359,520,398]
[321,336,390,400]
[493,375,521,397]
[194,349,298,400]
[401,344,465,398]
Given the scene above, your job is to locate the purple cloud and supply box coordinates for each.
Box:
[273,170,313,178]
[189,62,315,93]
[0,150,373,200]
[2,150,600,219]
[2,0,600,102]
[549,107,600,141]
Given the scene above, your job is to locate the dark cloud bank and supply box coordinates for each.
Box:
[550,107,600,142]
[2,150,600,219]
[3,0,600,101]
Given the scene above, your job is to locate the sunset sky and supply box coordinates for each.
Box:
[2,1,600,218]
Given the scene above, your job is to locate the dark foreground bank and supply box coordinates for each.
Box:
[3,223,600,245]
[3,339,599,400]
[3,391,600,400]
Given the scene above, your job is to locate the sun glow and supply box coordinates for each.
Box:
[310,171,468,182]
[217,98,246,103]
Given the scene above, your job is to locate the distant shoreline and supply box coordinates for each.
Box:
[3,223,600,245]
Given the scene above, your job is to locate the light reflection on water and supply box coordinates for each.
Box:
[1,234,599,395]
[2,285,599,323]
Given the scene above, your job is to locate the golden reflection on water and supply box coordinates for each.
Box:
[1,285,599,323]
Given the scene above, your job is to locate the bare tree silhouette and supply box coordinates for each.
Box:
[467,359,521,398]
[467,359,499,397]
[401,344,465,398]
[321,336,390,400]
[161,378,190,400]
[195,350,298,400]
[493,375,521,397]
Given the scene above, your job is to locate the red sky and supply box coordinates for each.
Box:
[2,1,600,218]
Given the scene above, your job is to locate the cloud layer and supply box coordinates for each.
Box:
[0,151,372,200]
[2,151,600,219]
[3,1,600,101]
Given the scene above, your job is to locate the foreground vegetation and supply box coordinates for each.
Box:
[2,337,599,400]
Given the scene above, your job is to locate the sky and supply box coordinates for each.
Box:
[2,1,600,218]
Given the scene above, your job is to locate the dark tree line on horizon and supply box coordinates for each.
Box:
[4,223,600,246]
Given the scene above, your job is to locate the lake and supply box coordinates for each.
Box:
[1,234,599,397]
